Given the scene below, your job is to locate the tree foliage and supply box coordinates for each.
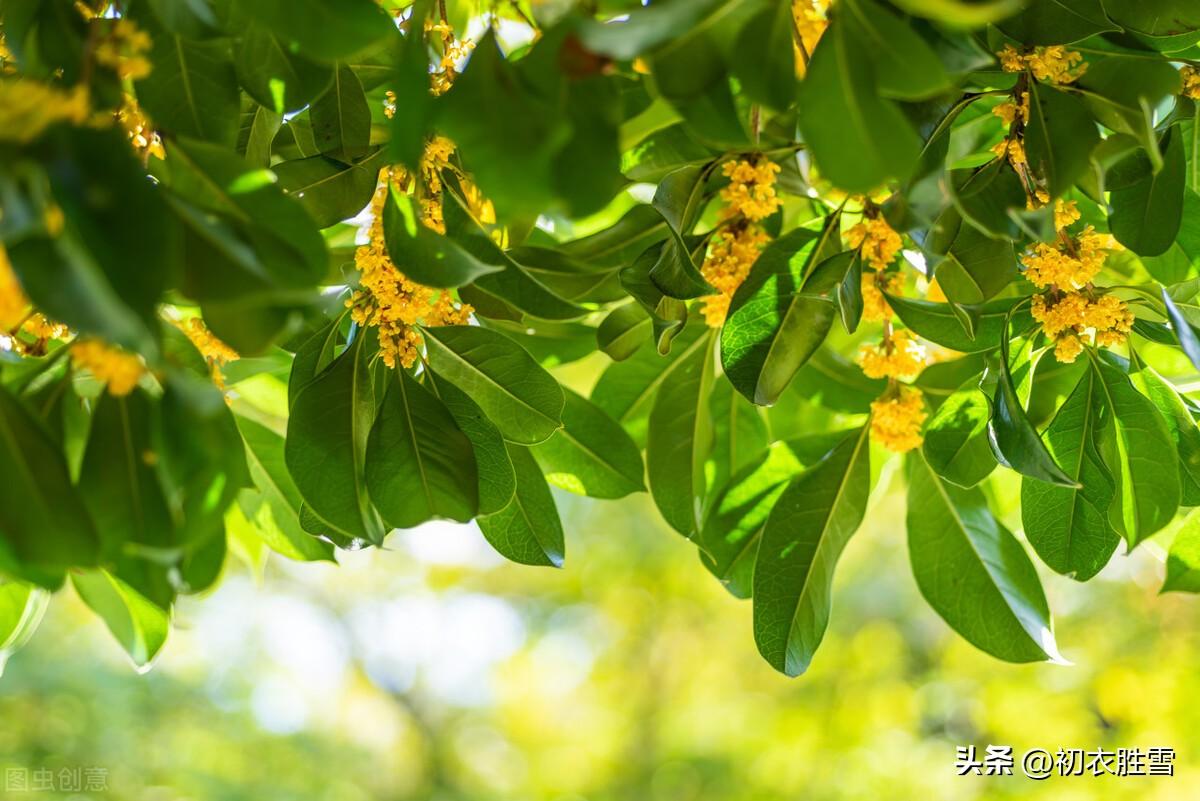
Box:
[3,0,1200,675]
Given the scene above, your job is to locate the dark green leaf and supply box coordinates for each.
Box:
[309,63,371,160]
[1110,127,1185,257]
[531,389,644,499]
[382,186,502,288]
[274,148,386,229]
[1024,81,1098,200]
[235,25,333,114]
[240,0,396,62]
[477,444,564,567]
[426,370,516,515]
[922,383,997,488]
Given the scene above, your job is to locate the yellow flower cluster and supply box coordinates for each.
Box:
[700,224,771,327]
[1183,66,1200,100]
[720,159,782,222]
[792,0,828,59]
[116,95,164,160]
[858,329,927,380]
[1032,292,1133,363]
[419,135,456,233]
[349,172,472,369]
[845,216,902,271]
[991,137,1026,168]
[870,386,927,453]
[998,44,1086,84]
[1,246,69,354]
[70,339,144,396]
[861,269,902,323]
[699,158,781,326]
[1021,227,1114,289]
[94,18,152,81]
[176,316,238,388]
[0,79,90,144]
[1053,198,1080,231]
[991,92,1030,127]
[427,19,474,96]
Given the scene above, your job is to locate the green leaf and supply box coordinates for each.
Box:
[907,453,1062,663]
[240,0,396,62]
[238,101,283,168]
[0,582,48,667]
[578,0,727,60]
[531,389,644,499]
[477,444,564,567]
[1163,511,1200,592]
[591,322,708,444]
[365,369,478,529]
[382,186,502,288]
[237,419,336,562]
[1131,356,1200,507]
[647,330,715,537]
[1102,0,1200,37]
[922,383,997,488]
[78,391,177,556]
[997,0,1117,45]
[597,304,650,361]
[728,0,796,110]
[422,325,565,445]
[887,295,1028,353]
[284,335,385,543]
[275,148,386,229]
[72,570,170,669]
[842,0,951,101]
[949,159,1047,241]
[309,63,371,161]
[934,223,1018,306]
[720,228,844,405]
[288,319,343,409]
[426,370,516,516]
[987,327,1077,488]
[0,385,99,584]
[796,18,921,193]
[234,25,333,114]
[1161,286,1200,372]
[1110,127,1186,257]
[1020,365,1118,580]
[1024,81,1098,200]
[648,163,716,299]
[134,28,239,147]
[837,251,865,333]
[753,426,871,677]
[1076,57,1181,163]
[1092,355,1181,546]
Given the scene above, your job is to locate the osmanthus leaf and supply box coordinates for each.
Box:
[0,385,99,587]
[1130,354,1200,506]
[701,431,851,599]
[531,389,645,500]
[1110,126,1185,257]
[235,420,336,562]
[238,101,283,168]
[275,148,386,229]
[382,187,502,289]
[288,318,344,409]
[1091,354,1181,547]
[1102,0,1200,37]
[706,379,770,498]
[886,294,1029,353]
[477,444,565,568]
[720,227,845,406]
[796,17,921,193]
[0,582,48,665]
[509,246,624,305]
[997,0,1116,45]
[145,0,220,39]
[934,223,1018,306]
[1076,57,1181,164]
[890,0,1024,27]
[426,371,516,516]
[133,16,239,147]
[728,0,796,110]
[78,391,177,556]
[309,63,371,161]
[986,319,1077,487]
[365,369,478,529]
[596,304,651,362]
[837,251,865,333]
[1024,81,1099,200]
[591,321,708,446]
[788,347,887,413]
[753,426,871,677]
[949,159,1050,242]
[559,204,670,271]
[239,0,396,62]
[922,382,997,489]
[440,187,587,321]
[621,123,714,183]
[620,243,690,353]
[647,329,716,538]
[284,335,386,544]
[155,372,250,548]
[1163,511,1200,592]
[71,570,170,669]
[1020,364,1119,581]
[234,24,333,114]
[159,136,328,284]
[421,325,565,446]
[841,0,951,101]
[1161,287,1200,373]
[907,453,1063,663]
[648,163,717,300]
[577,0,727,60]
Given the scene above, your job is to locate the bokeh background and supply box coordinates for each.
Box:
[1,458,1198,801]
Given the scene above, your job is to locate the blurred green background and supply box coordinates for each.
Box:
[2,463,1198,801]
